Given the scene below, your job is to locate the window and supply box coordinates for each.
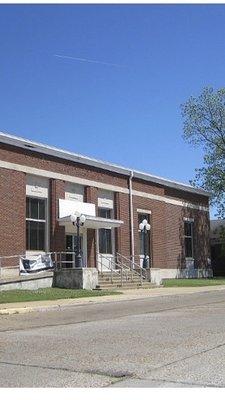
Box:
[138,213,150,255]
[184,221,194,258]
[65,183,84,202]
[99,208,111,219]
[98,208,112,254]
[26,197,46,251]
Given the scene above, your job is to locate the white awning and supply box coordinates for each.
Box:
[58,215,124,229]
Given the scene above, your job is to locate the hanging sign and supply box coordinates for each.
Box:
[20,254,53,275]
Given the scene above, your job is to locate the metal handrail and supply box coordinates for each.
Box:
[99,253,124,285]
[0,252,56,279]
[0,251,77,279]
[98,254,139,286]
[99,253,148,286]
[0,254,26,259]
[116,253,141,270]
[99,254,122,275]
[117,257,143,285]
[116,252,150,284]
[51,251,77,269]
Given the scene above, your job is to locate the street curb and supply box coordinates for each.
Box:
[0,305,62,315]
[0,299,110,315]
[1,285,225,315]
[0,297,125,315]
[0,299,107,315]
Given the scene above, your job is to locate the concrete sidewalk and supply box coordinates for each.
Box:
[1,285,225,315]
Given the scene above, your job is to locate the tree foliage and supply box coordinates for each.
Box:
[181,87,225,218]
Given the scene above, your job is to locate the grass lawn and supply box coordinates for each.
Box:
[0,288,121,304]
[163,278,225,287]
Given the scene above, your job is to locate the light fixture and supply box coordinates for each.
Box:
[80,214,86,224]
[70,212,86,268]
[146,223,151,231]
[70,214,77,223]
[139,222,144,231]
[139,218,151,269]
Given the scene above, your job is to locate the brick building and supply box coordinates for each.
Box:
[0,132,212,282]
[210,220,225,277]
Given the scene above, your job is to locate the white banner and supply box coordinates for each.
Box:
[20,254,53,275]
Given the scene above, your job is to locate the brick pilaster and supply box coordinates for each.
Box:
[0,169,26,260]
[50,179,65,252]
[85,186,98,268]
[114,192,122,255]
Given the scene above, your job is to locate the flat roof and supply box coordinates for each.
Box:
[0,131,210,197]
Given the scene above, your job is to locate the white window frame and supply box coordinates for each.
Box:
[65,182,84,202]
[98,207,114,255]
[137,208,152,215]
[184,220,194,259]
[98,190,114,209]
[26,196,49,254]
[26,175,49,255]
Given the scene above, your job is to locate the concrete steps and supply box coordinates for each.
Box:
[97,271,155,290]
[98,278,141,283]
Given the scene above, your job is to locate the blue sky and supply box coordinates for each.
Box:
[0,4,224,216]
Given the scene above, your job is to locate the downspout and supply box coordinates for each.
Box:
[129,170,135,268]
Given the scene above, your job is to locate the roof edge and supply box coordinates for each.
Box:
[0,131,211,198]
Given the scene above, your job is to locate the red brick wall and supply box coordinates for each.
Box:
[132,195,167,268]
[85,186,98,268]
[165,204,210,269]
[165,187,209,207]
[114,192,131,257]
[165,204,185,269]
[132,178,164,196]
[0,143,129,189]
[0,142,210,271]
[184,208,210,269]
[50,179,65,252]
[0,168,26,260]
[131,195,210,270]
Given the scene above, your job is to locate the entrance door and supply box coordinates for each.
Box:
[97,208,115,271]
[66,234,84,267]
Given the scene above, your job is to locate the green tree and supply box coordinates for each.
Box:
[181,87,225,218]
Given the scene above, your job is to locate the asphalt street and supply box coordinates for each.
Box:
[1,289,225,387]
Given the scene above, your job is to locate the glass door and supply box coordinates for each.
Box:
[66,235,84,267]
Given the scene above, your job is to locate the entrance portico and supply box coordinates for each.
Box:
[58,199,123,269]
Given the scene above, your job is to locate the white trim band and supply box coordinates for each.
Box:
[137,208,152,214]
[0,159,209,212]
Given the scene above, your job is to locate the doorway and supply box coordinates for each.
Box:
[66,234,85,267]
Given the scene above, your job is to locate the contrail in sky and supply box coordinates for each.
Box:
[54,54,125,68]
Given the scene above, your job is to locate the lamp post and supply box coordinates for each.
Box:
[139,219,151,268]
[70,213,86,268]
